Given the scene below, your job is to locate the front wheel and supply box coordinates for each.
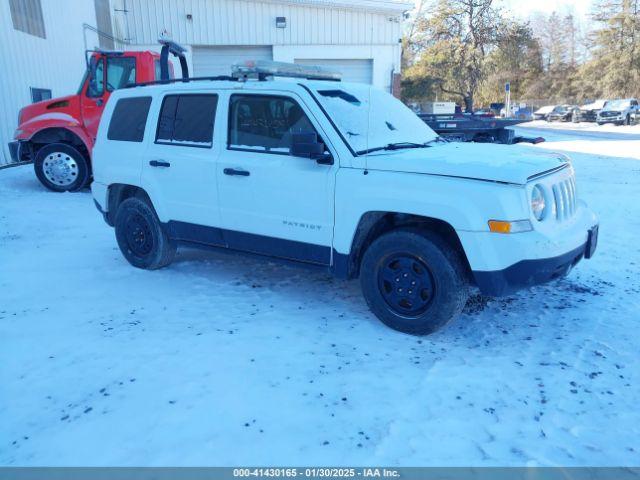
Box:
[34,143,90,192]
[114,197,176,270]
[360,229,469,335]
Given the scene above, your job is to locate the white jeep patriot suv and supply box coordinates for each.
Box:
[91,62,599,335]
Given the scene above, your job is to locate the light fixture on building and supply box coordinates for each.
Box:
[275,17,286,28]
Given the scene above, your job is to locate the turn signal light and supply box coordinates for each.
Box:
[488,220,532,234]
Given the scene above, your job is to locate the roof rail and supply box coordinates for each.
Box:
[124,75,238,89]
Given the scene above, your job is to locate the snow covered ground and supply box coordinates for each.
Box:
[1,128,639,466]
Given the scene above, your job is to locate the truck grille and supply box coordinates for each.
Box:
[552,177,577,220]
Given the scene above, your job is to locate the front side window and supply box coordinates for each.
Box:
[228,95,316,153]
[107,97,152,142]
[156,94,218,147]
[106,57,137,91]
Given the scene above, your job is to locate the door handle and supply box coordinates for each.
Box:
[96,98,104,107]
[149,160,171,168]
[223,168,250,177]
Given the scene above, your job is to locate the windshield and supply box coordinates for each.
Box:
[605,99,631,110]
[312,83,437,154]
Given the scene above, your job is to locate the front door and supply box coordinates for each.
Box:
[216,92,337,265]
[141,93,222,239]
[81,55,138,140]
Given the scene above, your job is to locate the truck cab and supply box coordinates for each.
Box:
[9,48,175,192]
[596,98,639,126]
[91,61,599,336]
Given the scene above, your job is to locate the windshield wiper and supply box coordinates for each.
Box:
[357,141,433,155]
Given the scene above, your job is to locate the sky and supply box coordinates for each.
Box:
[499,0,592,20]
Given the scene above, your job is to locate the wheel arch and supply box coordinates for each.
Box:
[338,211,472,280]
[30,127,91,162]
[105,183,151,226]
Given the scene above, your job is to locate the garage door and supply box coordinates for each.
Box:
[294,59,373,84]
[192,46,273,77]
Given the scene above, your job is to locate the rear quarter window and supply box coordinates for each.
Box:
[107,96,152,142]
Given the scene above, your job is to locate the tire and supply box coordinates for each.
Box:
[114,197,176,270]
[34,143,90,192]
[359,228,469,335]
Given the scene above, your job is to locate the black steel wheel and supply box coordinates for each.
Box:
[377,253,435,317]
[115,197,176,270]
[360,228,469,335]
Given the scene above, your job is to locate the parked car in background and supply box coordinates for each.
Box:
[572,100,608,123]
[533,105,555,121]
[547,105,577,122]
[597,98,639,125]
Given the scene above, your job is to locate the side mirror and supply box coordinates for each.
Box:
[291,132,333,165]
[88,57,100,96]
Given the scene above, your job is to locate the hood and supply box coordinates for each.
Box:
[363,143,569,185]
[19,94,80,126]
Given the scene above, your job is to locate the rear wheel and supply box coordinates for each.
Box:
[114,197,176,270]
[360,229,469,335]
[34,143,90,192]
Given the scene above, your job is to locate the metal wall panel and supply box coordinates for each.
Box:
[192,45,273,76]
[118,0,403,47]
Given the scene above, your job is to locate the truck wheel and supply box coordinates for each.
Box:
[359,229,469,335]
[114,197,176,270]
[34,143,90,192]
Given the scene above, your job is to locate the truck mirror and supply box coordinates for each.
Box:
[291,132,322,156]
[88,57,101,96]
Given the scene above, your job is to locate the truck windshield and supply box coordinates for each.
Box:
[312,84,437,155]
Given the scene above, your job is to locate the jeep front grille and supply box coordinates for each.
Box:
[552,177,577,220]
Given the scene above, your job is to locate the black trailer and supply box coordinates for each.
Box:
[418,114,544,145]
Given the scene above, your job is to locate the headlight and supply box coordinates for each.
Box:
[531,184,546,221]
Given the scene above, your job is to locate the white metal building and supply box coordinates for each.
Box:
[113,0,408,91]
[0,0,99,165]
[0,0,410,165]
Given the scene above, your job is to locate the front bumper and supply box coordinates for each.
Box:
[8,141,20,163]
[472,224,598,296]
[7,140,33,164]
[459,200,599,296]
[598,113,623,123]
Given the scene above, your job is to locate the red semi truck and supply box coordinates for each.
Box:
[9,40,186,192]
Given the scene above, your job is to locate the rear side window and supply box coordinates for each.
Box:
[156,94,218,147]
[107,96,152,142]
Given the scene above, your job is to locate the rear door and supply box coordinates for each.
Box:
[141,92,222,236]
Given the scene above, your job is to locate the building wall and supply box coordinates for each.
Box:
[0,0,99,165]
[112,0,405,91]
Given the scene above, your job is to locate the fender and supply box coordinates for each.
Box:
[17,113,94,154]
